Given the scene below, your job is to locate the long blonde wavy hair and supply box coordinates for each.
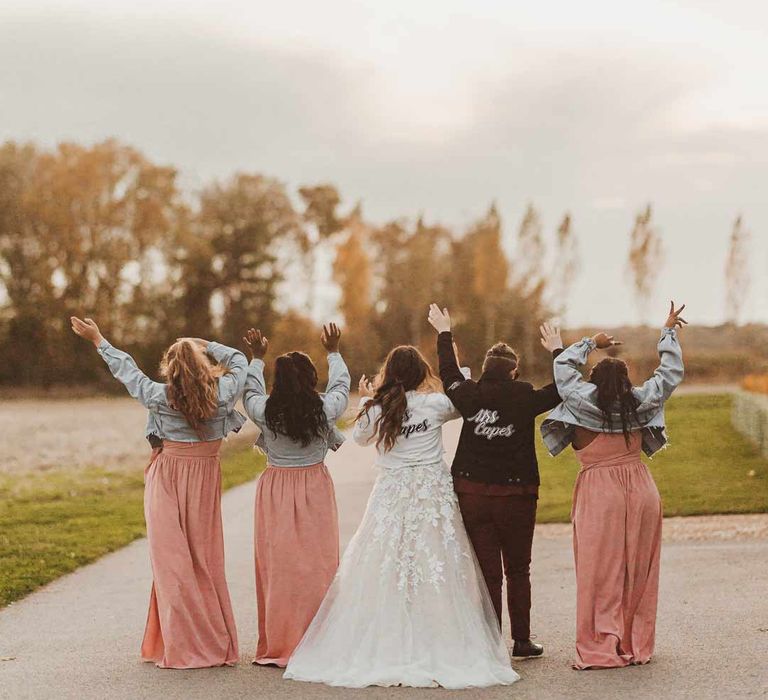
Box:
[160,340,223,435]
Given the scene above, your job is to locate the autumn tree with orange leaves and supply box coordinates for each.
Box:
[13,138,754,389]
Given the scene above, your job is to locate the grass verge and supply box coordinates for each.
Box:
[0,445,264,607]
[2,394,766,606]
[537,393,768,522]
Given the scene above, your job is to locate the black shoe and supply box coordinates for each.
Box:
[512,639,544,657]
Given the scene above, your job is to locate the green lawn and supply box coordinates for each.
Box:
[0,446,265,607]
[1,394,766,608]
[537,393,768,522]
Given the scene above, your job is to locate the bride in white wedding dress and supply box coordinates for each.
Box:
[284,345,519,689]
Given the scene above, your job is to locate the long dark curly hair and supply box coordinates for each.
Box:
[358,345,441,452]
[265,352,328,447]
[588,357,641,445]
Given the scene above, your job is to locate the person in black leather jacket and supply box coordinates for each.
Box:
[428,304,563,658]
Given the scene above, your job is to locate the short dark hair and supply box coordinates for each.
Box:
[482,342,519,377]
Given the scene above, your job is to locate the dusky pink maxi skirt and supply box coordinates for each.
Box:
[141,440,239,669]
[254,463,339,667]
[571,433,662,670]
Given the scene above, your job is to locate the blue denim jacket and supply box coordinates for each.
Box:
[541,327,684,457]
[97,339,248,443]
[243,352,351,467]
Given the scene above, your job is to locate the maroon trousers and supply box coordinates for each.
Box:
[457,492,538,641]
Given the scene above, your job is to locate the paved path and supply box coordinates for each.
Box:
[1,425,767,699]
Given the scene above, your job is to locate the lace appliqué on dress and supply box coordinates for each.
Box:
[365,462,470,598]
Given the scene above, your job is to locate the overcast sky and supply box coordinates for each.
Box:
[1,0,766,326]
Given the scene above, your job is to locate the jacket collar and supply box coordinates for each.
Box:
[478,371,518,384]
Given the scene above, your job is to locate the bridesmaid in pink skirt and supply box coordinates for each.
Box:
[571,431,662,669]
[541,302,687,670]
[71,316,247,669]
[242,323,350,667]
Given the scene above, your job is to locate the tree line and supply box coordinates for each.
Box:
[0,139,757,388]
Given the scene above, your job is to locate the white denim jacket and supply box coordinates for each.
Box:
[353,392,461,470]
[97,339,248,443]
[541,327,684,457]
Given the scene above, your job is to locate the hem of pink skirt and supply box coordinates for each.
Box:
[253,657,289,668]
[573,655,648,671]
[142,656,237,670]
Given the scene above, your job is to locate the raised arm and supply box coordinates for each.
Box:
[633,303,687,406]
[206,341,248,406]
[531,322,565,414]
[554,332,622,402]
[242,328,269,424]
[436,331,466,391]
[242,359,268,424]
[324,353,351,420]
[352,394,379,446]
[553,338,594,401]
[70,316,164,407]
[633,329,684,406]
[320,323,350,420]
[428,304,477,416]
[531,350,566,414]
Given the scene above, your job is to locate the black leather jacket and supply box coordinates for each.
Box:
[437,331,562,486]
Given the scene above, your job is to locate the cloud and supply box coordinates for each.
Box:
[0,11,376,186]
[0,9,765,323]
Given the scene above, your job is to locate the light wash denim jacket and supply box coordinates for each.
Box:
[243,352,351,467]
[97,339,248,443]
[541,327,684,457]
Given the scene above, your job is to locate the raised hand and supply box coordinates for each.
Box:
[321,323,342,353]
[592,332,623,349]
[243,328,269,361]
[427,303,452,333]
[539,322,563,352]
[70,316,105,347]
[664,301,688,330]
[358,374,374,398]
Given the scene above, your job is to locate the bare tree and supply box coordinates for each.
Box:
[627,204,664,324]
[724,215,751,324]
[553,213,580,320]
[516,202,546,292]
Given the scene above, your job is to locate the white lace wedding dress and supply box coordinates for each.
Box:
[283,392,519,689]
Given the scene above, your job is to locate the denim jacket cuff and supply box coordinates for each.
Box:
[581,337,597,351]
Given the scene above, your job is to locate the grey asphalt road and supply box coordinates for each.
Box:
[1,424,767,700]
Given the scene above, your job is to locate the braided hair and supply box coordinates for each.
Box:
[588,357,641,445]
